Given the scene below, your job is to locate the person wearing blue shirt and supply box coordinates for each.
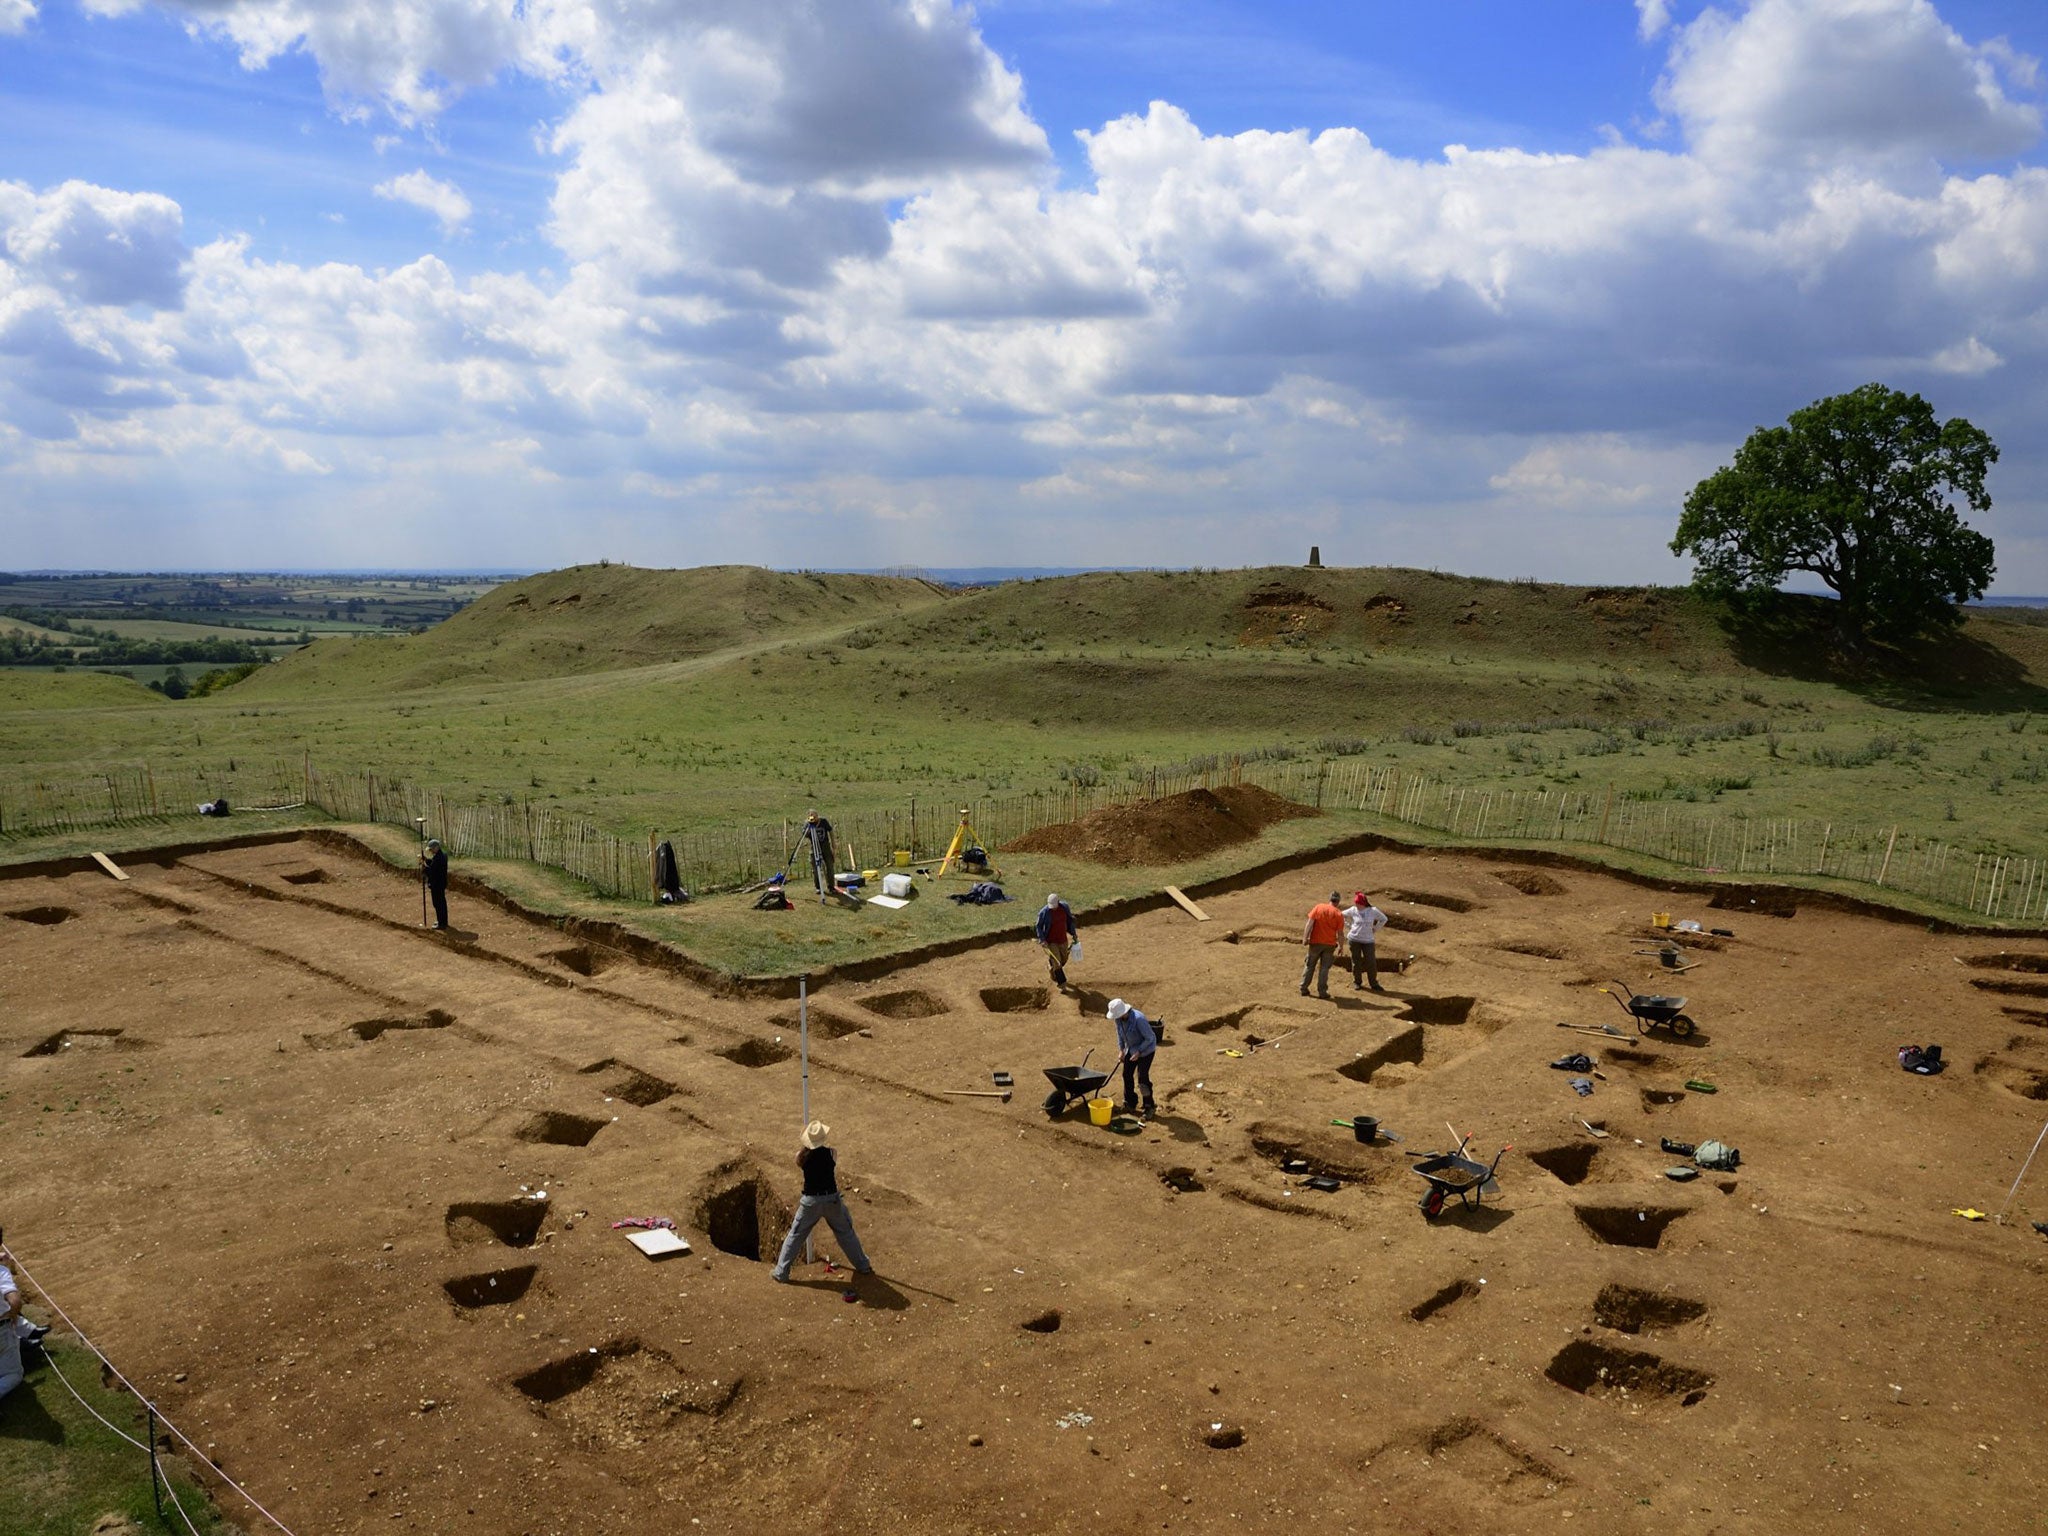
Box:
[1034,892,1078,988]
[1106,998,1157,1118]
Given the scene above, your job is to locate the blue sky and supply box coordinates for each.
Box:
[2,0,2047,589]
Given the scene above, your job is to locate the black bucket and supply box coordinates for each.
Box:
[1353,1116,1378,1144]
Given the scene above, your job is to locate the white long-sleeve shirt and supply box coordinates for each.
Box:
[1344,904,1388,944]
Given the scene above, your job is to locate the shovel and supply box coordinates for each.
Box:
[1556,1019,1628,1039]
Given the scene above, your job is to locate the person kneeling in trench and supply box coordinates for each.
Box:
[771,1122,873,1283]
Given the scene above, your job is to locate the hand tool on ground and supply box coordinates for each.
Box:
[1556,1019,1628,1038]
[945,1088,1013,1101]
[1579,1119,1609,1139]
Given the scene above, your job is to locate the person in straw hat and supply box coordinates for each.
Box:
[770,1121,874,1283]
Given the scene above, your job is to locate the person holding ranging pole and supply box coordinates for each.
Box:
[791,809,837,905]
[421,837,449,930]
[770,1122,873,1283]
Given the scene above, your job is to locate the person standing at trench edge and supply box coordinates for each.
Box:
[796,809,837,905]
[1300,890,1345,998]
[421,838,449,930]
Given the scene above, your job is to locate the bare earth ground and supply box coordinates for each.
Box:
[4,837,2048,1535]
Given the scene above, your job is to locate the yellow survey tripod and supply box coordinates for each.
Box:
[934,808,1000,880]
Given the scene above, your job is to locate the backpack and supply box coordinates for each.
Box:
[1693,1140,1740,1171]
[1899,1044,1945,1075]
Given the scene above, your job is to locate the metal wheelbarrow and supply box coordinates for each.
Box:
[1605,980,1697,1038]
[1042,1048,1113,1119]
[1410,1131,1511,1218]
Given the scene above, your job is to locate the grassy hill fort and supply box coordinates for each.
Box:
[7,563,2048,1536]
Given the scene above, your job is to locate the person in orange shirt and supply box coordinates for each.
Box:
[1300,890,1346,998]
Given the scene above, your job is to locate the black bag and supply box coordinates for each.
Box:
[1899,1044,1945,1075]
[653,840,688,903]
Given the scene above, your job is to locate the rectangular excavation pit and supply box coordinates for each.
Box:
[1639,1089,1687,1112]
[1593,1283,1708,1335]
[513,1339,740,1446]
[1978,1058,2048,1100]
[547,945,617,978]
[715,1038,794,1069]
[604,1067,680,1106]
[444,1264,540,1310]
[1384,911,1439,934]
[446,1199,547,1249]
[1381,888,1480,913]
[696,1171,789,1260]
[1544,1339,1711,1407]
[1964,952,2048,973]
[857,988,948,1019]
[23,1028,135,1057]
[1574,1205,1692,1249]
[280,869,330,885]
[1970,977,2048,998]
[979,986,1051,1013]
[768,1007,866,1039]
[1396,995,1477,1026]
[514,1110,609,1147]
[7,905,77,925]
[1339,1025,1426,1085]
[350,1009,455,1042]
[1526,1144,1601,1186]
[1491,868,1565,896]
[1408,1278,1481,1322]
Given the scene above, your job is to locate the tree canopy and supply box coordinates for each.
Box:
[1671,383,1997,643]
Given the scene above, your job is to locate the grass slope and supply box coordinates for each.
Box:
[2,564,2044,866]
[239,564,951,694]
[0,1342,226,1534]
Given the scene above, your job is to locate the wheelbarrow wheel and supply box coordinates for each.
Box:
[1043,1089,1067,1119]
[1670,1014,1697,1038]
[1419,1184,1447,1218]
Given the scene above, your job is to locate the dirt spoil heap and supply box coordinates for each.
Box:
[1003,784,1317,867]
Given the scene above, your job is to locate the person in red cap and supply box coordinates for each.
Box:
[1345,891,1389,992]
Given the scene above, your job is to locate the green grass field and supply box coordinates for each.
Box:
[0,1341,227,1534]
[2,562,2042,879]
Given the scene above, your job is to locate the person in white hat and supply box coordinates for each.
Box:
[770,1121,873,1283]
[1106,999,1158,1118]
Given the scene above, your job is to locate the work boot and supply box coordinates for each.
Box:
[1298,987,1310,997]
[1051,966,1066,987]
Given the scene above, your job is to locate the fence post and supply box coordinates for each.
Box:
[1595,785,1615,846]
[148,1403,163,1521]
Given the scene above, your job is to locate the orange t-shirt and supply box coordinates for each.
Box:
[1306,902,1344,946]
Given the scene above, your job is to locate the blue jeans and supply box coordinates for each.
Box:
[772,1194,871,1279]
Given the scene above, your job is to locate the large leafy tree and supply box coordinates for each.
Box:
[1672,383,1997,644]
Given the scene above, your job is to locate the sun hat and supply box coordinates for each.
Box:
[1107,999,1130,1020]
[1354,891,1367,904]
[427,838,441,850]
[801,1120,830,1150]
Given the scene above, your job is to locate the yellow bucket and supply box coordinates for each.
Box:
[1087,1098,1113,1127]
[893,849,912,867]
[1651,912,1672,929]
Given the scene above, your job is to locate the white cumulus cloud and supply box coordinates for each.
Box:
[373,170,472,236]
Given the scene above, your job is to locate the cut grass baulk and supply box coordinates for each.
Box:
[4,564,2046,871]
[0,1341,228,1534]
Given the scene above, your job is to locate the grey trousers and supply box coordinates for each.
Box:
[1300,944,1336,994]
[772,1194,871,1278]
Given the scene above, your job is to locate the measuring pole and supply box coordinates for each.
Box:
[800,975,814,1264]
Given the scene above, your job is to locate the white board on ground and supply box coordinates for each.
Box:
[625,1228,691,1259]
[867,894,910,910]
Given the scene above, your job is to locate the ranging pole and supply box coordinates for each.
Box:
[800,975,813,1264]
